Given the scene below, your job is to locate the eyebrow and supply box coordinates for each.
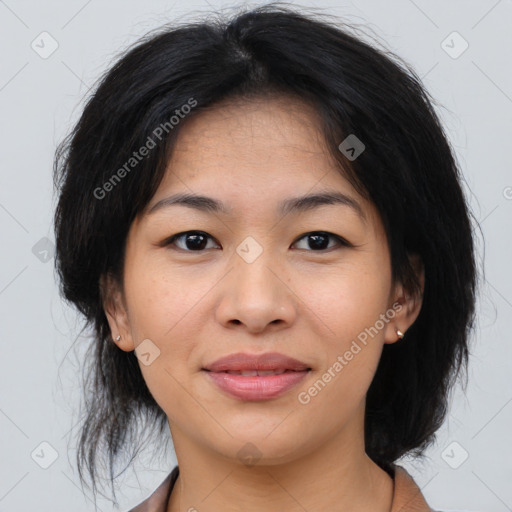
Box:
[146,191,366,223]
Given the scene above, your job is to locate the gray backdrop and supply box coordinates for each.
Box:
[0,1,511,511]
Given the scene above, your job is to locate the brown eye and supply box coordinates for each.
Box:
[165,231,220,251]
[291,231,351,251]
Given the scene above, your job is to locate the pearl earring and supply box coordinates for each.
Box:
[396,329,404,339]
[115,335,121,341]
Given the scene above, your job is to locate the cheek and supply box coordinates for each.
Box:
[304,261,391,341]
[123,268,200,416]
[299,262,390,405]
[122,254,214,403]
[123,252,205,340]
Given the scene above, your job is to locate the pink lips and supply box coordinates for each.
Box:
[202,352,311,401]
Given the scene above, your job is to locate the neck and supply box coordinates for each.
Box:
[166,409,393,512]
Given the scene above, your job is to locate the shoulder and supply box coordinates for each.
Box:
[391,464,436,512]
[392,465,485,512]
[126,466,179,512]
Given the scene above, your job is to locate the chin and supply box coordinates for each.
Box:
[205,426,310,466]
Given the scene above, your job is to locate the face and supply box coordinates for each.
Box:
[105,95,422,466]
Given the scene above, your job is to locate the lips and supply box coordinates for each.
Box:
[203,352,311,373]
[202,352,311,401]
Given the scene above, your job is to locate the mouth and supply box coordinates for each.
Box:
[202,352,312,401]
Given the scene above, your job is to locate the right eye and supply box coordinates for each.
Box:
[164,231,220,252]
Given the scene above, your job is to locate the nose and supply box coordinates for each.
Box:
[215,251,297,334]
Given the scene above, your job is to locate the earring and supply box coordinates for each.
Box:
[115,335,121,341]
[396,329,404,339]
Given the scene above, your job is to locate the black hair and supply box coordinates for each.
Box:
[53,2,479,505]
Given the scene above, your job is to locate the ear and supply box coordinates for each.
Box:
[384,253,425,345]
[99,273,135,352]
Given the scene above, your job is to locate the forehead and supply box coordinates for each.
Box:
[172,95,330,170]
[154,95,358,201]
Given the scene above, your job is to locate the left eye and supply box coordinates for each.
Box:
[164,230,350,252]
[292,231,349,251]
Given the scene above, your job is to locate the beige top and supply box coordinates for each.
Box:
[128,464,435,512]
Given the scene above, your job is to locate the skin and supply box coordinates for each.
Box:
[103,95,424,512]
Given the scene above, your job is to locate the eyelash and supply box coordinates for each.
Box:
[163,230,352,253]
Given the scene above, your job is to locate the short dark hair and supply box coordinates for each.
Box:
[53,2,479,503]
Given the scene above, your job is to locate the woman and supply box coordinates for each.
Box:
[53,4,478,511]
